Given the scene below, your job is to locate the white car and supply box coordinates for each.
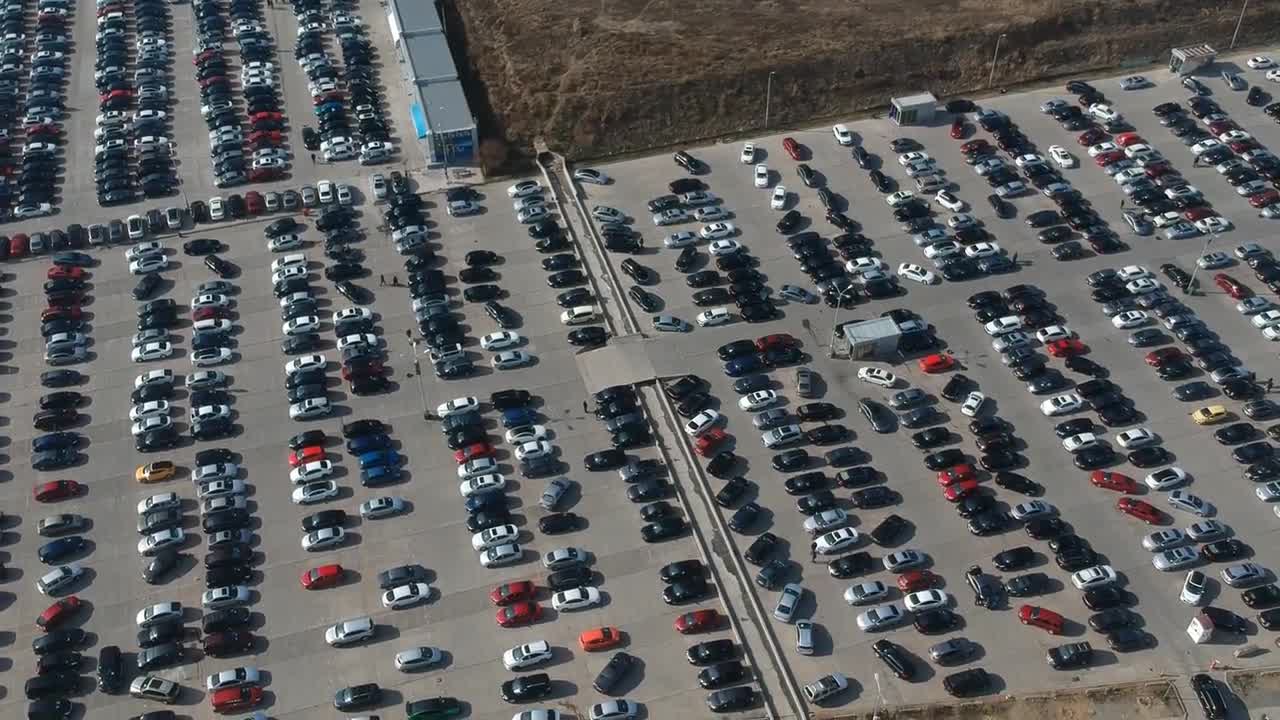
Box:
[814,527,859,555]
[271,265,307,285]
[1115,428,1157,449]
[664,231,697,249]
[282,315,320,336]
[129,254,169,275]
[125,241,163,262]
[472,524,520,551]
[1088,103,1119,122]
[131,342,174,363]
[560,306,598,325]
[382,582,431,609]
[923,240,961,260]
[1088,142,1119,158]
[506,425,549,444]
[771,185,788,210]
[137,492,181,515]
[1145,467,1188,491]
[289,397,331,420]
[515,440,554,462]
[292,480,339,505]
[1168,490,1213,516]
[1010,500,1055,521]
[131,416,172,437]
[493,350,533,370]
[1035,325,1071,344]
[336,333,378,352]
[202,585,251,610]
[934,191,964,211]
[437,397,480,417]
[1255,482,1280,501]
[459,473,506,498]
[302,527,346,551]
[857,366,896,387]
[459,457,499,479]
[1062,433,1099,453]
[193,319,233,334]
[1191,138,1223,155]
[206,667,260,692]
[197,479,246,501]
[1250,56,1275,69]
[190,347,233,367]
[740,143,756,163]
[138,528,184,556]
[481,331,521,351]
[1040,393,1083,416]
[709,239,742,256]
[964,242,1000,259]
[333,307,372,324]
[960,391,986,418]
[885,190,914,207]
[1180,570,1208,605]
[804,509,849,534]
[855,603,905,631]
[130,400,170,422]
[983,316,1022,336]
[700,222,736,240]
[753,164,770,188]
[903,589,950,612]
[1070,565,1118,591]
[697,308,732,327]
[898,151,930,166]
[552,586,602,611]
[846,256,886,275]
[1112,310,1149,329]
[1252,310,1280,329]
[685,410,721,436]
[1048,145,1075,168]
[832,124,854,145]
[395,646,445,672]
[286,354,327,376]
[739,390,779,412]
[503,640,553,670]
[480,543,522,568]
[136,602,182,628]
[290,460,334,485]
[897,263,937,284]
[694,207,727,222]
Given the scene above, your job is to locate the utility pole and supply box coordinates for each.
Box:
[1231,0,1250,49]
[987,33,1008,89]
[828,285,858,358]
[763,71,776,128]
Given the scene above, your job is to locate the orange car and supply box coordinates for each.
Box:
[1017,604,1064,634]
[918,353,955,374]
[579,626,624,651]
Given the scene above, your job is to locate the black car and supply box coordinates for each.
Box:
[993,546,1036,571]
[1191,673,1228,720]
[914,608,959,634]
[943,667,991,697]
[728,502,761,533]
[501,672,552,702]
[743,531,779,564]
[593,652,637,694]
[335,683,383,711]
[538,512,582,534]
[1006,572,1050,597]
[872,639,913,679]
[851,486,896,508]
[97,645,124,692]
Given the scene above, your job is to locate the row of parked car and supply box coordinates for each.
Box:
[95,0,178,206]
[10,0,72,219]
[289,0,391,163]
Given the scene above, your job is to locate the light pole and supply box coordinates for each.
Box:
[1231,0,1250,49]
[1185,228,1221,295]
[987,33,1008,89]
[763,71,776,129]
[828,285,858,358]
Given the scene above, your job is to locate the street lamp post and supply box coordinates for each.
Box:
[987,33,1008,89]
[1231,0,1250,49]
[828,285,858,358]
[764,71,776,129]
[1185,228,1221,295]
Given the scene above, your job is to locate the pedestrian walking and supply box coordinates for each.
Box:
[379,274,386,286]
[1268,378,1275,393]
[1011,252,1019,264]
[391,275,399,286]
[310,152,316,163]
[810,542,817,562]
[582,400,589,412]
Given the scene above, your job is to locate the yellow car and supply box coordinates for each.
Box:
[1191,405,1229,425]
[135,460,176,483]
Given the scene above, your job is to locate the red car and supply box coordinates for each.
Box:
[1094,151,1124,167]
[1046,339,1085,357]
[289,446,325,467]
[1183,207,1215,222]
[1208,120,1236,135]
[755,333,798,352]
[1090,470,1138,494]
[42,307,82,322]
[674,608,720,634]
[300,563,344,590]
[1249,190,1280,208]
[1116,497,1163,524]
[1231,140,1259,154]
[897,569,938,593]
[1077,129,1106,146]
[251,111,283,123]
[942,480,980,502]
[781,137,802,161]
[249,130,283,145]
[1017,605,1064,634]
[313,90,344,105]
[27,124,59,138]
[695,428,729,458]
[1214,273,1250,299]
[1145,347,1184,367]
[490,580,535,606]
[99,89,130,103]
[249,167,282,183]
[1113,132,1143,147]
[454,442,495,464]
[9,233,27,258]
[496,600,541,628]
[1144,163,1175,179]
[950,119,966,139]
[960,139,990,155]
[244,192,264,214]
[918,353,955,373]
[937,464,975,487]
[46,266,84,281]
[212,686,263,713]
[194,49,220,64]
[36,597,81,631]
[34,480,83,503]
[199,76,229,89]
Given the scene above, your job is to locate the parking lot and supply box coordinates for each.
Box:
[564,50,1280,712]
[8,5,1280,718]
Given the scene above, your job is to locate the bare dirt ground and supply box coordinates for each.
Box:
[441,0,1280,172]
[837,680,1185,720]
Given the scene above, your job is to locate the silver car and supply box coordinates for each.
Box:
[1152,547,1199,571]
[855,603,905,631]
[1222,562,1268,587]
[843,581,888,606]
[540,478,572,510]
[1141,529,1187,552]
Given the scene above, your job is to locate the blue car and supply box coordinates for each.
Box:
[37,535,86,564]
[315,101,342,115]
[502,408,536,428]
[724,356,763,377]
[347,434,391,455]
[358,450,401,470]
[465,492,507,514]
[32,432,78,453]
[32,449,77,471]
[361,465,401,486]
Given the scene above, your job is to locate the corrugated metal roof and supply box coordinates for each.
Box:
[893,92,937,107]
[842,317,901,343]
[417,81,474,134]
[404,33,457,83]
[389,0,442,35]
